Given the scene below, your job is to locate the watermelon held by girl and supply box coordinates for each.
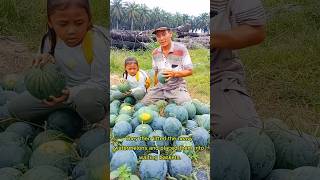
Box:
[24,63,66,100]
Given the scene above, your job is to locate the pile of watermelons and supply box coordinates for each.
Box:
[0,73,107,180]
[213,118,320,180]
[110,80,211,180]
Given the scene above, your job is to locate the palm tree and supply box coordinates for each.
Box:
[110,0,124,30]
[137,4,150,30]
[125,2,139,30]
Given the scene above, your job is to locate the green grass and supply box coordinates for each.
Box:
[241,0,320,134]
[0,0,108,50]
[110,47,210,103]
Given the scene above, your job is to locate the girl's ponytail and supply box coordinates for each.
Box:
[40,27,57,56]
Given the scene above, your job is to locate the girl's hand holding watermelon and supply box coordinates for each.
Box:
[42,88,70,107]
[32,53,55,68]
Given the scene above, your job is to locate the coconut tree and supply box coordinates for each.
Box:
[125,2,139,30]
[110,0,124,30]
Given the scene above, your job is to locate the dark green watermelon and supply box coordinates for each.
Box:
[5,122,35,142]
[20,165,68,180]
[0,144,32,169]
[77,128,107,157]
[0,167,22,180]
[32,130,71,150]
[47,109,82,138]
[29,140,79,173]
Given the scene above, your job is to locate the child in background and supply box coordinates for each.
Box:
[121,57,150,96]
[8,0,108,127]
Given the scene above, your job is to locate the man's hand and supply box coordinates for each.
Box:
[162,69,193,81]
[43,89,70,106]
[212,25,266,50]
[162,70,176,81]
[32,53,55,68]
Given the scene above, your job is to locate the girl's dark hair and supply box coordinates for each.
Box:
[123,57,139,79]
[41,0,92,55]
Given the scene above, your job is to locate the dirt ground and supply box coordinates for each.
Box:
[0,36,33,78]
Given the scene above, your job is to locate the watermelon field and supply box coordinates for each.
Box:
[110,45,211,179]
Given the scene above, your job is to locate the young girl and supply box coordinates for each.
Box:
[8,0,108,126]
[122,57,150,95]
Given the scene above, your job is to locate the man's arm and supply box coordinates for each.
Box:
[212,25,266,50]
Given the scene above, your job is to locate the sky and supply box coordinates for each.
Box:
[121,0,210,16]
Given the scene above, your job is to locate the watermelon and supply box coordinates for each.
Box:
[24,63,66,100]
[191,127,209,147]
[173,135,195,156]
[29,140,79,173]
[124,96,136,105]
[110,150,138,173]
[0,91,18,106]
[265,169,291,180]
[1,74,25,93]
[5,122,35,142]
[168,152,193,178]
[117,81,131,93]
[32,130,71,150]
[271,130,319,169]
[147,130,169,147]
[0,167,22,180]
[0,132,24,146]
[110,114,117,128]
[0,144,31,169]
[134,102,144,111]
[71,160,87,179]
[110,100,121,115]
[212,140,251,180]
[112,121,132,138]
[85,143,107,180]
[115,114,132,124]
[120,102,131,109]
[77,128,107,157]
[166,106,188,125]
[147,104,159,113]
[290,166,320,180]
[122,133,146,156]
[119,105,134,116]
[263,118,289,139]
[157,72,167,84]
[164,103,177,117]
[131,88,145,100]
[137,107,154,124]
[186,120,198,130]
[47,109,82,138]
[20,165,68,180]
[226,127,276,180]
[130,117,140,131]
[195,114,210,131]
[192,99,210,115]
[139,153,168,180]
[182,101,197,120]
[163,117,182,137]
[134,124,153,137]
[110,90,125,101]
[155,100,168,110]
[150,116,166,131]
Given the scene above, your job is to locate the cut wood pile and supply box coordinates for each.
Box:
[111,24,209,50]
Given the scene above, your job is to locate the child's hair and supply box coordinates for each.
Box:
[41,0,92,55]
[123,57,139,79]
